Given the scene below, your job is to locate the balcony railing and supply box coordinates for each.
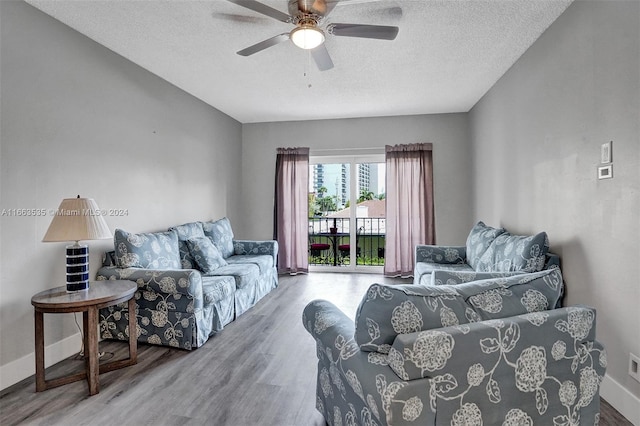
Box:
[309,217,385,266]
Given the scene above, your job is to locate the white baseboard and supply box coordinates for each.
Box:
[600,373,640,425]
[0,332,81,391]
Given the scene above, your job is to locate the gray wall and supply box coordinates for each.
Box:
[240,114,472,245]
[469,0,640,412]
[0,0,242,387]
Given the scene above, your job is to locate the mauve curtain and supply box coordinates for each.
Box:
[384,143,435,277]
[274,147,309,275]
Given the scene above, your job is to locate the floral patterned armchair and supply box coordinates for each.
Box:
[303,269,606,425]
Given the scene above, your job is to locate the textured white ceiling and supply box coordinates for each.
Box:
[25,0,573,123]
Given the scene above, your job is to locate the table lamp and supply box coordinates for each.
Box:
[43,196,112,292]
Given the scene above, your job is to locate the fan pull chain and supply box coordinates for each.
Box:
[305,50,312,88]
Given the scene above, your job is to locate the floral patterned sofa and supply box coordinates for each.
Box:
[414,221,561,287]
[303,268,606,425]
[97,217,278,350]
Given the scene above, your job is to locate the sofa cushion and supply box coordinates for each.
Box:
[465,221,506,269]
[476,231,549,273]
[202,217,234,259]
[201,275,236,305]
[225,254,273,274]
[186,237,228,274]
[206,263,260,289]
[114,228,181,269]
[430,269,526,286]
[169,221,205,269]
[354,268,563,353]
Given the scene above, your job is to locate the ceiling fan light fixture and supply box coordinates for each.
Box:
[291,25,325,50]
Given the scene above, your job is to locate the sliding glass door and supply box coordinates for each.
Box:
[309,155,385,272]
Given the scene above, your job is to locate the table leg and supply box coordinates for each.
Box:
[127,297,137,363]
[34,310,45,392]
[85,307,99,395]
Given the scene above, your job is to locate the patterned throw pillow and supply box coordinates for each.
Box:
[465,221,506,269]
[490,231,549,272]
[476,231,550,273]
[202,217,234,258]
[114,229,181,269]
[186,236,228,274]
[169,222,205,269]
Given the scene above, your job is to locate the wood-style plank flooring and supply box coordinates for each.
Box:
[0,273,632,425]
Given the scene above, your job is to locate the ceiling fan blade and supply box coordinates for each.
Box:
[330,1,402,20]
[227,0,291,23]
[329,23,399,40]
[333,0,385,6]
[237,33,290,56]
[311,44,334,71]
[212,12,270,24]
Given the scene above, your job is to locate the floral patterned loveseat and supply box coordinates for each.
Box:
[303,268,606,425]
[414,221,561,287]
[97,217,278,350]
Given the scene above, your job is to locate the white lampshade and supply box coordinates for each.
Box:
[43,197,112,243]
[290,25,325,50]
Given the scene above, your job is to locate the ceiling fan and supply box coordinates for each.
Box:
[227,0,400,71]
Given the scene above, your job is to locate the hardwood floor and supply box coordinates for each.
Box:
[0,273,632,425]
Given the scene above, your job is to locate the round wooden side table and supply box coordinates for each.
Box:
[31,280,137,395]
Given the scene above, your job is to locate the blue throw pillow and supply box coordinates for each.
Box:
[486,231,549,272]
[169,222,205,269]
[114,229,181,269]
[466,221,506,269]
[202,217,234,258]
[186,236,228,274]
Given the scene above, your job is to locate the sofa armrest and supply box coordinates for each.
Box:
[386,306,606,423]
[415,245,466,265]
[303,299,356,363]
[97,266,204,310]
[430,270,526,285]
[303,300,437,425]
[233,240,278,264]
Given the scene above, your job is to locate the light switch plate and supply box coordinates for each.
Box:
[601,141,612,163]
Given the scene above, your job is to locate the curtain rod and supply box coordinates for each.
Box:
[310,147,385,154]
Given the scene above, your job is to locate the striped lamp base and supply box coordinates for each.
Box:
[66,244,89,292]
